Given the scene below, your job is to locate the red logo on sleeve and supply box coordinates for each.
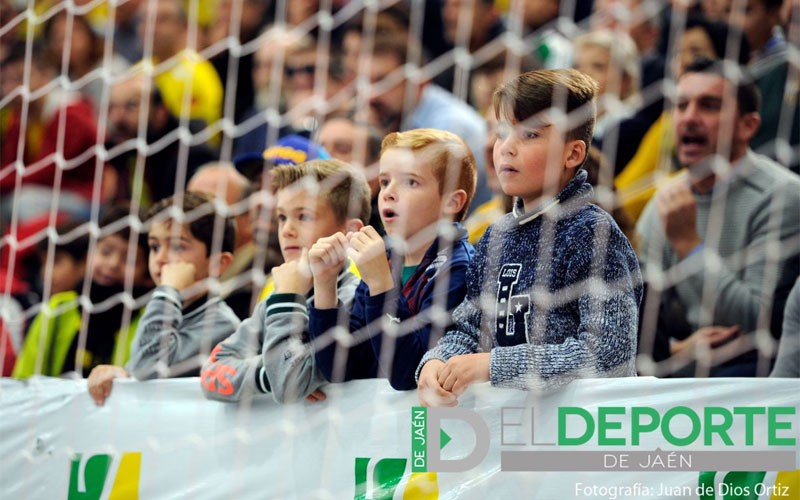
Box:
[200,345,237,396]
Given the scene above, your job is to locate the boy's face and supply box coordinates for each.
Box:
[378,148,445,241]
[48,251,85,295]
[274,187,346,262]
[93,234,129,287]
[147,221,211,286]
[493,118,579,209]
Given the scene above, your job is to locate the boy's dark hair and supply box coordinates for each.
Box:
[270,159,372,224]
[37,220,90,262]
[146,192,236,255]
[682,57,761,115]
[493,68,598,166]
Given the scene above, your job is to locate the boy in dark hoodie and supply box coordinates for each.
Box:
[308,128,477,390]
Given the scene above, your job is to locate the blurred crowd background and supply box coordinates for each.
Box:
[1,0,798,379]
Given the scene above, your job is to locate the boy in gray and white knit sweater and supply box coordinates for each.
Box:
[417,69,643,406]
[87,192,241,405]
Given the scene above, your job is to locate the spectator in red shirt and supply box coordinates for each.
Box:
[0,43,103,225]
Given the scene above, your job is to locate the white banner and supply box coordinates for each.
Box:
[1,376,798,499]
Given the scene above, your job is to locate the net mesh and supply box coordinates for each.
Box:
[1,0,799,397]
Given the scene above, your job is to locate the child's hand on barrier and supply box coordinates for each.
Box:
[87,365,129,406]
[437,353,490,396]
[305,388,327,403]
[417,360,457,407]
[346,226,393,296]
[671,325,743,354]
[272,248,313,295]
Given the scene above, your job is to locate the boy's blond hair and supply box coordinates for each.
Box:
[493,69,598,167]
[270,159,372,224]
[381,128,477,222]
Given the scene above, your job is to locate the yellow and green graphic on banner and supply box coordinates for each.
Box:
[353,407,446,499]
[354,458,438,500]
[68,452,141,500]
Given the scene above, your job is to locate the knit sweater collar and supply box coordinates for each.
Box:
[512,169,593,226]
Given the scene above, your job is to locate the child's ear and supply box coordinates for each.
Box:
[442,189,468,217]
[345,218,364,234]
[563,140,587,170]
[213,252,234,278]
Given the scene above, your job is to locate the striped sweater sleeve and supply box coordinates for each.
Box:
[261,293,327,403]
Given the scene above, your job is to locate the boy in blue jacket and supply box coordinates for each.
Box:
[417,69,643,406]
[308,128,477,390]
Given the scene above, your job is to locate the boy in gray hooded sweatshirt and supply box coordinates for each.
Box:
[87,191,240,405]
[200,159,371,403]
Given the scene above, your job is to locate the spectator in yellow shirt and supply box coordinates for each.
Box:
[137,0,223,130]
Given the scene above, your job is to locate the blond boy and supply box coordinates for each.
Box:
[308,128,477,390]
[200,159,371,403]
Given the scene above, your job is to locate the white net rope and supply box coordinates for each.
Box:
[2,1,800,498]
[0,0,798,392]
